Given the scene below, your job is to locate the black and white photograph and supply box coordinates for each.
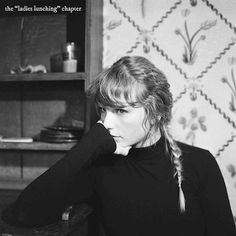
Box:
[0,0,236,235]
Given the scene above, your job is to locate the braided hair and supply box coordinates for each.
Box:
[87,55,186,212]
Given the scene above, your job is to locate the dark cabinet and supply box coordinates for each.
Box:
[0,0,103,189]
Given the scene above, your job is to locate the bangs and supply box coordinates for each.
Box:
[94,71,145,109]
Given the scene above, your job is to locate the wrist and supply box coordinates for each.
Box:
[90,122,116,155]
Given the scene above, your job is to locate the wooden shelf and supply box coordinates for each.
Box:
[0,72,86,82]
[0,177,32,190]
[0,141,76,151]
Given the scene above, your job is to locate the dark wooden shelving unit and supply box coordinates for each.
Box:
[0,0,103,189]
[0,72,86,82]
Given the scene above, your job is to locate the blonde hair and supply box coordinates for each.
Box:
[87,56,185,212]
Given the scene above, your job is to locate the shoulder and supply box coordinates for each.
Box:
[175,141,224,187]
[176,141,212,158]
[176,141,218,175]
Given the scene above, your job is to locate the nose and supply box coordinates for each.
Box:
[103,110,116,130]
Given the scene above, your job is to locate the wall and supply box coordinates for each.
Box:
[103,0,236,218]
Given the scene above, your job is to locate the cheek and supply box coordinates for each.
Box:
[123,114,148,135]
[122,121,149,146]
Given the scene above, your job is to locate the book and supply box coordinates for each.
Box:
[0,137,33,143]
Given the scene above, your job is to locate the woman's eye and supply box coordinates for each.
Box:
[116,109,127,114]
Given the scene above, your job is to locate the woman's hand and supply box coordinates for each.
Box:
[113,141,131,156]
[97,120,131,156]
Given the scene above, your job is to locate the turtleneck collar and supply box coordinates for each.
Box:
[127,136,167,161]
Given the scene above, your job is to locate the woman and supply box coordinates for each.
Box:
[2,56,236,235]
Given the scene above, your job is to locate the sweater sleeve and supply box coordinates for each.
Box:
[2,123,116,227]
[201,151,236,236]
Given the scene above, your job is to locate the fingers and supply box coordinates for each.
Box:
[97,120,109,130]
[97,120,104,125]
[114,145,132,156]
[97,120,108,129]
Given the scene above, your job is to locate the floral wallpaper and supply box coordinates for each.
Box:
[103,0,236,218]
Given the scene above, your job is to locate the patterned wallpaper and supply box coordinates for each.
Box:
[102,0,236,217]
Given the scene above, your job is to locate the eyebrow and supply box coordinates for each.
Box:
[97,100,140,109]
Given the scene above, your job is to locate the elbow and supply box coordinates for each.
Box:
[1,202,51,227]
[1,202,31,227]
[1,203,27,227]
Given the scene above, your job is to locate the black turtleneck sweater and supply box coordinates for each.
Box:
[2,123,236,236]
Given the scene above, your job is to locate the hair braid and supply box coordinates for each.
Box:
[162,125,186,212]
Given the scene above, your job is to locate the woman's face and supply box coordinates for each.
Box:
[99,101,158,148]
